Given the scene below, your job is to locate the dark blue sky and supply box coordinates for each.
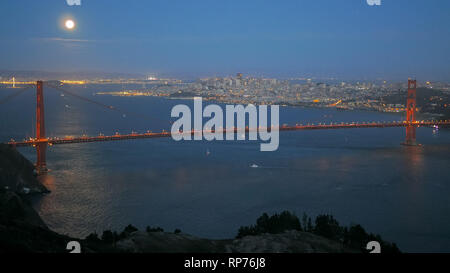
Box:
[1,0,449,80]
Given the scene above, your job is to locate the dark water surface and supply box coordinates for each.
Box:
[1,84,450,252]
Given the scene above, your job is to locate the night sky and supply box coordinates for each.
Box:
[1,0,449,80]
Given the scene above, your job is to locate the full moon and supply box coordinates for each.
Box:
[65,19,75,30]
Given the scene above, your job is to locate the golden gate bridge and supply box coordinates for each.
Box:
[3,79,450,174]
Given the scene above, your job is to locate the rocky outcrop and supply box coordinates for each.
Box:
[0,189,75,253]
[0,190,47,229]
[0,144,68,253]
[0,144,49,194]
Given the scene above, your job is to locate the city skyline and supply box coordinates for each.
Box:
[1,0,450,80]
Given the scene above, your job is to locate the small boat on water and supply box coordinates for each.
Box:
[250,164,259,168]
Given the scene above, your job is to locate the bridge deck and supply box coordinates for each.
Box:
[7,120,450,148]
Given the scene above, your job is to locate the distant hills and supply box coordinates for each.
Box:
[0,70,145,81]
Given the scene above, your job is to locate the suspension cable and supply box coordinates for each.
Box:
[44,82,169,124]
[45,82,123,113]
[0,84,35,105]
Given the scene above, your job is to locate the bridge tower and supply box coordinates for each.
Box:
[36,81,47,173]
[404,79,417,146]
